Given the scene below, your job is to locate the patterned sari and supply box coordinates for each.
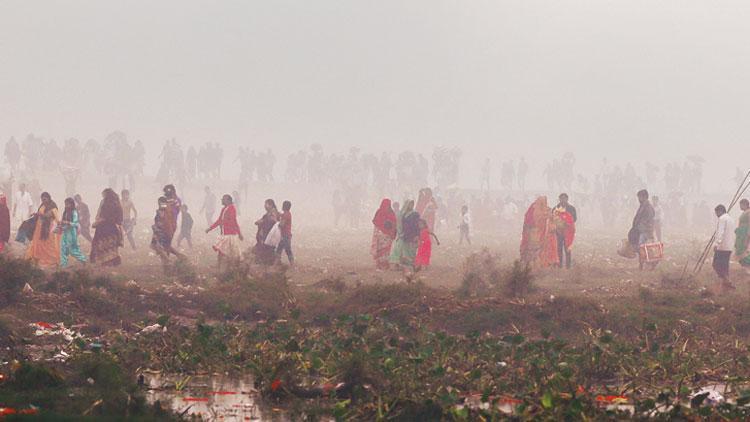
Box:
[90,192,123,266]
[26,203,61,268]
[520,197,558,268]
[371,199,396,269]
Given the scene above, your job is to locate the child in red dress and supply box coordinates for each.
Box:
[415,219,440,270]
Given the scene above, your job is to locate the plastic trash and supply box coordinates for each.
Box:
[138,324,165,335]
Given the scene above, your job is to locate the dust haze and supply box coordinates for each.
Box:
[1,1,750,419]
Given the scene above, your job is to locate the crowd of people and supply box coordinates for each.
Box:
[0,179,303,273]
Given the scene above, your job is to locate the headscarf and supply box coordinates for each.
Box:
[98,188,124,225]
[520,196,557,266]
[38,193,58,241]
[398,199,420,241]
[372,199,397,238]
[62,198,77,224]
[0,194,9,243]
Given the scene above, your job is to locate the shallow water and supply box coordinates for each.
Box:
[143,372,289,421]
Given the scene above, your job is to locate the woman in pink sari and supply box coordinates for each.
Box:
[520,196,558,268]
[371,199,397,269]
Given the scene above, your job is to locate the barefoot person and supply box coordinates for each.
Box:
[276,200,294,266]
[713,204,736,289]
[60,197,87,267]
[26,192,61,268]
[370,198,396,270]
[90,188,123,267]
[206,194,243,269]
[151,196,184,271]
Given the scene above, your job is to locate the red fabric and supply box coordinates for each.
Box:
[520,197,558,267]
[372,199,397,239]
[415,228,432,267]
[557,211,576,248]
[0,194,9,244]
[209,204,241,235]
[279,211,292,237]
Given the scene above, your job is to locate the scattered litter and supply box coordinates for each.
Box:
[139,324,166,335]
[22,283,34,294]
[690,387,725,406]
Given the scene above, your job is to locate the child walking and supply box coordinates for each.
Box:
[415,219,440,270]
[459,205,471,245]
[277,200,294,265]
[176,204,194,249]
[60,197,88,267]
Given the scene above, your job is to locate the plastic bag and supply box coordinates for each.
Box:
[264,222,282,248]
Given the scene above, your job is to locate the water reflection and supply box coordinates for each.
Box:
[143,372,289,421]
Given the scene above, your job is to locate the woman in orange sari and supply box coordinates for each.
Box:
[26,192,61,268]
[520,196,558,268]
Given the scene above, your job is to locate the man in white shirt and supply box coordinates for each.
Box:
[712,204,736,288]
[13,183,33,223]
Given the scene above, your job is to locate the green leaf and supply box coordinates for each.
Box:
[542,391,553,409]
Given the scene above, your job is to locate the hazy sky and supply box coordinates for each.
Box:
[1,1,749,187]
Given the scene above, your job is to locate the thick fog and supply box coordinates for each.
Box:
[1,0,750,191]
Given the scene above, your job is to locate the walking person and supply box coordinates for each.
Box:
[176,204,194,249]
[26,192,61,268]
[734,199,750,271]
[652,196,664,242]
[13,183,33,224]
[276,200,294,266]
[459,205,471,245]
[60,198,87,267]
[74,194,92,242]
[713,204,736,289]
[371,199,397,270]
[554,193,577,269]
[415,219,440,270]
[151,196,184,271]
[90,188,123,267]
[629,189,656,270]
[121,189,138,250]
[389,199,420,271]
[200,186,216,226]
[253,199,279,265]
[206,194,243,269]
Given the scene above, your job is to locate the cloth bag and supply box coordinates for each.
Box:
[264,222,282,248]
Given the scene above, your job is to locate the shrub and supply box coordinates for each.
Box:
[0,255,44,306]
[503,260,533,298]
[457,249,502,297]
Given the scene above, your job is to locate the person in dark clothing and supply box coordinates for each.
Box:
[630,189,656,270]
[176,204,194,249]
[554,193,577,269]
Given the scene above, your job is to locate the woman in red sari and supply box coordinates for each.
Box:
[520,196,558,268]
[371,199,397,269]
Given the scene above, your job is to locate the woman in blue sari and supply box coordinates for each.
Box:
[60,197,87,267]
